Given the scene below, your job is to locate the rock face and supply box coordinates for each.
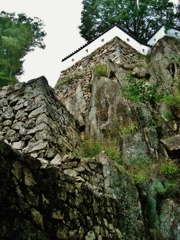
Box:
[0,76,80,164]
[55,36,180,239]
[0,141,145,240]
[56,36,180,163]
[0,76,146,240]
[0,36,180,239]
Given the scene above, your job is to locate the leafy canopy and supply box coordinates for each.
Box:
[79,0,180,42]
[0,11,46,86]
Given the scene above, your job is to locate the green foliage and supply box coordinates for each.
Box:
[120,122,138,137]
[55,76,74,88]
[0,76,18,87]
[161,94,180,108]
[155,180,179,197]
[79,0,179,42]
[55,69,92,88]
[94,63,108,78]
[86,82,92,90]
[79,138,120,162]
[160,161,179,175]
[122,74,165,105]
[125,157,152,184]
[0,11,46,86]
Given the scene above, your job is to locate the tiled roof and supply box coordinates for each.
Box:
[61,24,150,62]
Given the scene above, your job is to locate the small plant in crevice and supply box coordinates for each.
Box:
[155,180,180,198]
[79,138,121,163]
[160,161,179,175]
[55,71,85,88]
[120,122,138,137]
[94,63,108,78]
[122,74,166,105]
[113,115,138,139]
[122,74,176,129]
[82,82,92,91]
[55,75,74,88]
[161,94,180,108]
[123,157,152,185]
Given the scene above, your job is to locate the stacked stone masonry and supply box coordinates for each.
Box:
[0,77,80,164]
[0,76,146,239]
[0,139,145,239]
[56,37,140,102]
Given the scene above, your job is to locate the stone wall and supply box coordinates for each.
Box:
[0,75,147,240]
[58,36,140,80]
[0,140,146,240]
[1,36,180,239]
[0,76,80,165]
[55,37,142,136]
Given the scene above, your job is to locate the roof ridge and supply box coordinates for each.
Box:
[62,25,149,62]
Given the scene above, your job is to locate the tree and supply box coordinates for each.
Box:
[79,0,180,42]
[0,11,46,86]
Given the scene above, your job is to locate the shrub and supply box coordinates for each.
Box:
[124,157,152,184]
[79,138,103,158]
[94,63,108,78]
[161,94,180,107]
[155,180,179,197]
[122,74,167,105]
[120,122,138,137]
[160,161,179,175]
[0,76,18,87]
[79,138,121,162]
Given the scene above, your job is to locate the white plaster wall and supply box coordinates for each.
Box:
[147,26,180,46]
[167,29,180,39]
[147,26,165,46]
[61,26,151,70]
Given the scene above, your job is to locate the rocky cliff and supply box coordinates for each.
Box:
[0,36,180,240]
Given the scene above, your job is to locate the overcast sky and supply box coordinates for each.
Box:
[0,0,86,87]
[0,0,178,87]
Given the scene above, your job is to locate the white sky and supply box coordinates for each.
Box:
[0,0,86,87]
[0,0,178,87]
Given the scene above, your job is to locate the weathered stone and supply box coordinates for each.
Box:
[28,106,45,119]
[132,66,150,78]
[36,113,49,125]
[35,130,51,141]
[5,129,17,140]
[15,109,27,120]
[56,225,69,239]
[14,103,24,111]
[12,141,25,150]
[2,120,12,126]
[57,191,67,201]
[52,209,64,219]
[0,89,7,98]
[64,169,78,177]
[31,208,44,229]
[24,119,36,129]
[69,208,79,220]
[161,134,180,151]
[12,121,25,130]
[27,123,48,135]
[14,82,25,91]
[50,154,62,165]
[45,148,57,159]
[26,189,39,207]
[23,140,48,153]
[0,98,8,107]
[24,168,36,186]
[2,108,14,119]
[85,231,96,240]
[19,127,27,136]
[37,158,49,168]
